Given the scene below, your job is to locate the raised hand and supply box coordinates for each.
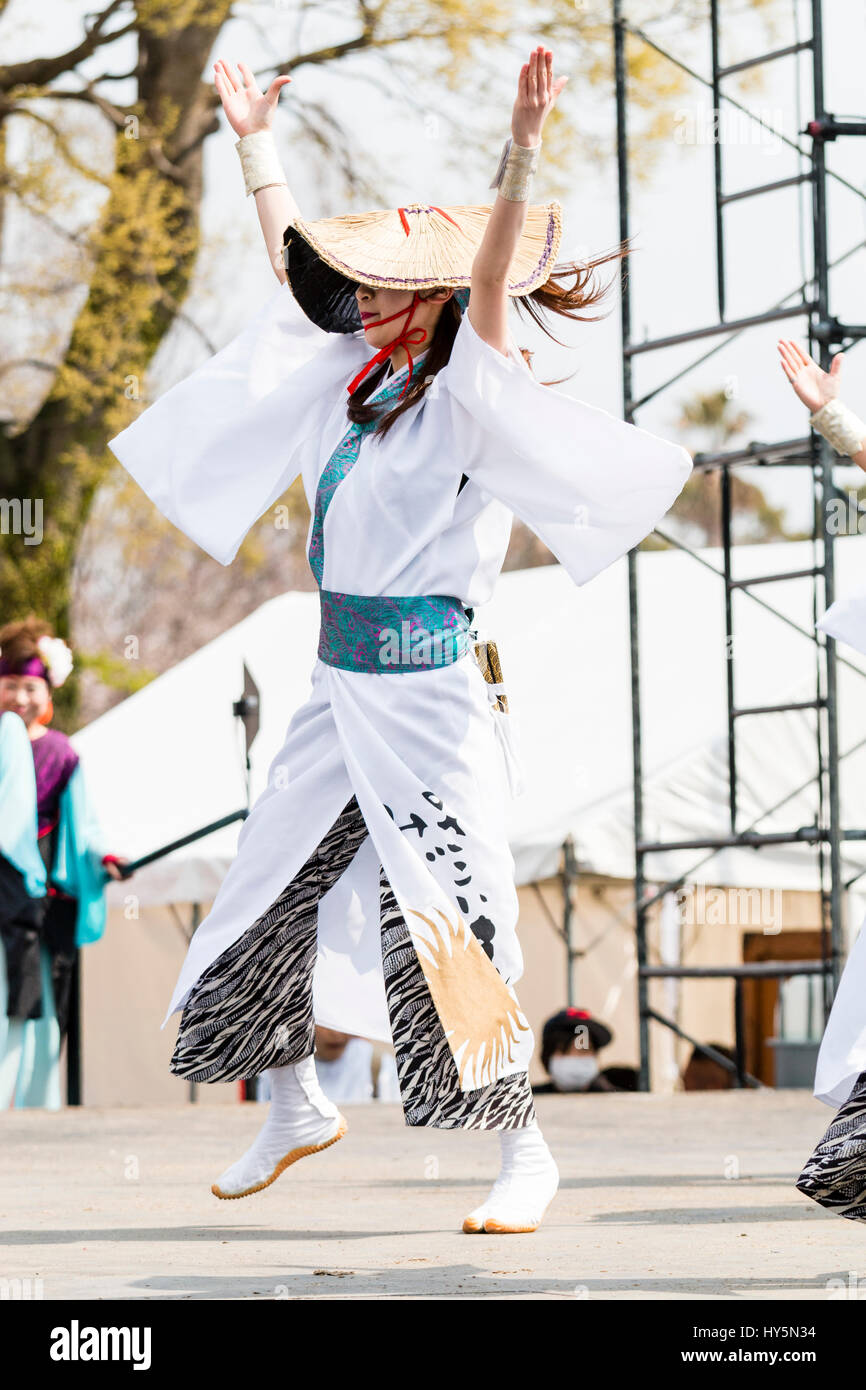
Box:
[512,46,568,149]
[213,59,292,137]
[777,338,843,414]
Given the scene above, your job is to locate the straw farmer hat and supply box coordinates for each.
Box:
[283,201,563,334]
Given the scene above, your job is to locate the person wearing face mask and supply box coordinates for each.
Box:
[532,1007,626,1093]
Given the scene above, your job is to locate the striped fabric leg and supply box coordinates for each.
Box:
[796,1072,866,1220]
[378,865,537,1131]
[169,796,368,1083]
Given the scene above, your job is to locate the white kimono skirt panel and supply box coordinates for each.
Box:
[812,588,866,1107]
[108,282,693,1092]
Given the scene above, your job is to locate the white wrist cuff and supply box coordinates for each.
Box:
[810,398,866,457]
[489,137,541,202]
[235,130,288,197]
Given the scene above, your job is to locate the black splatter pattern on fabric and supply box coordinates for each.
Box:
[384,788,496,960]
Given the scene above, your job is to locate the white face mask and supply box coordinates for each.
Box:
[549,1054,599,1091]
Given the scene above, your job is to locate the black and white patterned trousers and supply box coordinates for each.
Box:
[796,1071,866,1220]
[170,795,536,1131]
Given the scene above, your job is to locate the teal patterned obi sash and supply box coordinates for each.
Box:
[312,359,473,673]
[318,589,473,673]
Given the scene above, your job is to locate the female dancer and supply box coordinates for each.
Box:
[109,48,692,1233]
[0,706,47,1104]
[0,617,130,1107]
[777,338,866,1217]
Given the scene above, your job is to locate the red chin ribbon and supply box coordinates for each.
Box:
[346,291,428,400]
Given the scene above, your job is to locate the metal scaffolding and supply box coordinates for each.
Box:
[612,0,866,1088]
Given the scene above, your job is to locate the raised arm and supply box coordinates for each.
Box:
[468,47,567,356]
[213,58,300,284]
[777,338,866,473]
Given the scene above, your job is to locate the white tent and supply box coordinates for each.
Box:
[73,534,866,912]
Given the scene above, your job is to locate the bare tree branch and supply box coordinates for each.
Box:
[5,104,113,187]
[0,357,58,379]
[0,0,136,95]
[0,182,92,247]
[23,86,132,128]
[42,87,190,182]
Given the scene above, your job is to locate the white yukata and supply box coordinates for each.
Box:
[812,588,866,1110]
[108,280,692,1105]
[795,584,866,1218]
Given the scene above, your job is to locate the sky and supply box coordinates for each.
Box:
[2,0,865,533]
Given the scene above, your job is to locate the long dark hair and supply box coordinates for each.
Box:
[347,242,631,441]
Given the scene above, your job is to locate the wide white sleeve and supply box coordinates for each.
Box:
[434,310,693,586]
[106,282,366,566]
[817,579,866,657]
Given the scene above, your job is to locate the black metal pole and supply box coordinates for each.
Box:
[810,0,843,997]
[65,949,81,1105]
[614,0,650,1092]
[721,463,736,831]
[709,0,726,320]
[121,810,249,876]
[561,835,578,1006]
[734,978,747,1088]
[188,901,200,1105]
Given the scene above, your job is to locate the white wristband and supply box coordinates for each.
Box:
[235,129,288,197]
[489,137,541,202]
[810,398,866,458]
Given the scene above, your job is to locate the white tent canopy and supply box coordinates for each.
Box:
[73,535,866,910]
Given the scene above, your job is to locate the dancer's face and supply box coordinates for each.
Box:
[0,674,50,730]
[354,283,453,351]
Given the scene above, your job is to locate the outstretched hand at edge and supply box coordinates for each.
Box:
[213,59,292,137]
[777,338,843,414]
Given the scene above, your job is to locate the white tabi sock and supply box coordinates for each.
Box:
[211,1055,347,1199]
[462,1120,559,1233]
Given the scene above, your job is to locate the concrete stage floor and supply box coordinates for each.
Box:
[0,1090,859,1301]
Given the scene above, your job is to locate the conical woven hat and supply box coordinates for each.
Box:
[283,201,562,334]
